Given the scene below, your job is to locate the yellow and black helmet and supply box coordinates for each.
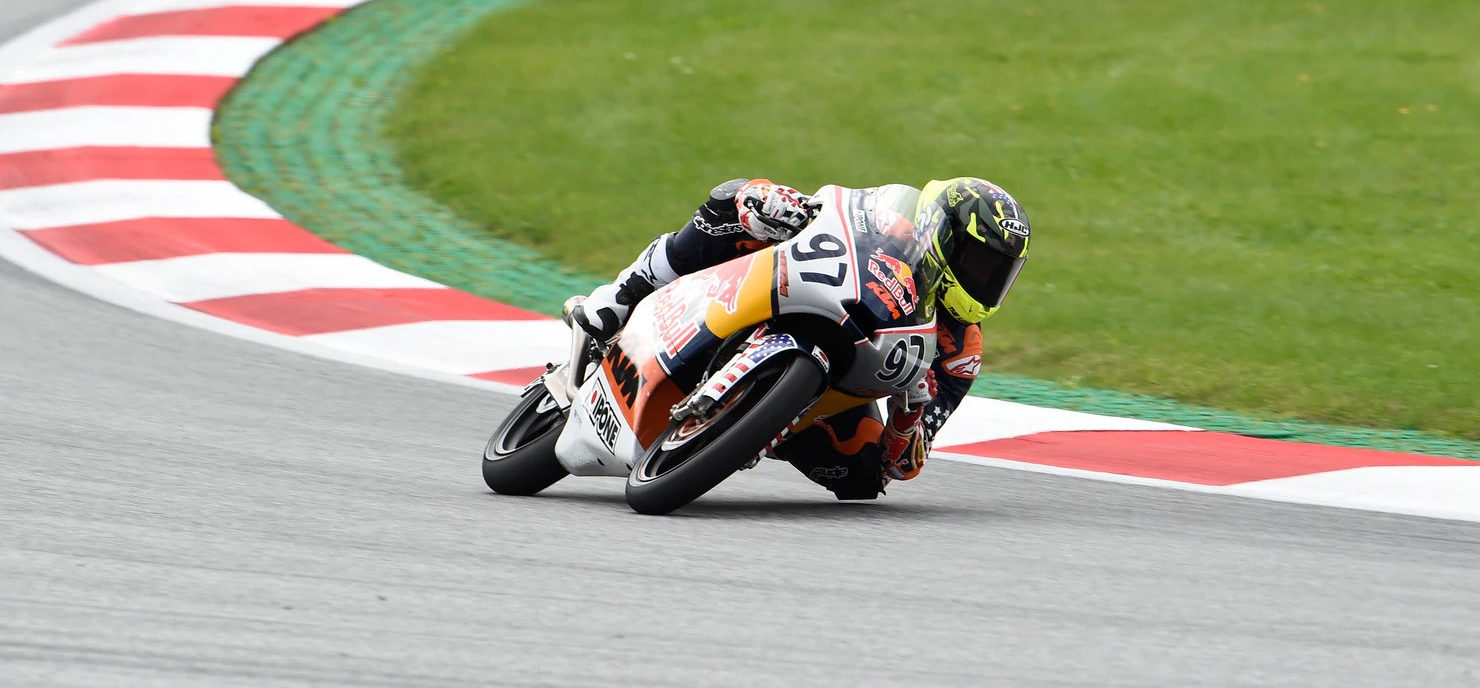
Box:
[914,177,1031,322]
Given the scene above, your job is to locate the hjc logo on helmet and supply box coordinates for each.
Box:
[1000,218,1030,236]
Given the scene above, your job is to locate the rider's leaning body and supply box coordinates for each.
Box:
[571,177,1032,499]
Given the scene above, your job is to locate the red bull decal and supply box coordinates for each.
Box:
[705,259,749,315]
[652,260,750,357]
[866,248,917,315]
[652,286,702,357]
[865,281,902,319]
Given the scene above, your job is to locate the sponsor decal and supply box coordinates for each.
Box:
[866,281,902,319]
[944,353,982,378]
[653,267,737,356]
[693,213,745,237]
[1000,218,1030,237]
[935,324,958,356]
[654,287,702,357]
[775,250,789,297]
[586,382,622,454]
[605,345,640,409]
[809,345,831,372]
[809,466,849,481]
[707,260,747,315]
[938,322,981,359]
[866,248,917,316]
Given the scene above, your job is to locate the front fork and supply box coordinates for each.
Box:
[668,325,831,461]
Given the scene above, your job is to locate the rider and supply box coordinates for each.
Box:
[570,177,1031,500]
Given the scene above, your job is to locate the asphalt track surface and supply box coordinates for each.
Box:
[4,5,1480,688]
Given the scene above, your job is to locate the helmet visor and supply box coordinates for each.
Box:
[951,238,1025,309]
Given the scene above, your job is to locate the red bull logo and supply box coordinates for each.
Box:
[867,248,917,315]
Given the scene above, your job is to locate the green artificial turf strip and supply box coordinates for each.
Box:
[386,0,1480,438]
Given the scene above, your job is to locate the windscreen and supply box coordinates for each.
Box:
[863,184,942,299]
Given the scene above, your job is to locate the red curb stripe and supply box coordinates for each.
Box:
[21,218,345,265]
[181,287,548,336]
[0,147,224,190]
[469,367,548,386]
[60,6,343,45]
[940,430,1473,486]
[0,75,235,114]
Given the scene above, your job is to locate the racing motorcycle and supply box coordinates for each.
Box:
[481,184,939,515]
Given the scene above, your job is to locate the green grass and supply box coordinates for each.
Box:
[387,0,1480,438]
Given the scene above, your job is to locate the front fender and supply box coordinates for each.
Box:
[695,332,829,408]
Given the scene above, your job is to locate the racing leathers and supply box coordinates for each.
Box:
[573,179,983,500]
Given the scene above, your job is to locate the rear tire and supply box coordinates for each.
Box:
[625,354,823,515]
[482,386,569,496]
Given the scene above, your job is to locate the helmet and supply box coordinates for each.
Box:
[914,178,1031,322]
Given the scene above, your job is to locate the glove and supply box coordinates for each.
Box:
[882,370,936,481]
[735,179,813,242]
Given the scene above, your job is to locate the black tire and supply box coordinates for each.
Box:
[625,353,823,515]
[482,386,569,496]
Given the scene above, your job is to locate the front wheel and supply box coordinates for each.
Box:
[625,354,823,515]
[482,385,569,496]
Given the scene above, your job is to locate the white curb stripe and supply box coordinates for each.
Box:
[122,0,366,10]
[302,320,572,375]
[1227,466,1480,523]
[0,223,508,394]
[932,396,1195,447]
[91,252,445,302]
[933,452,1480,524]
[0,179,279,229]
[1,36,280,83]
[0,106,213,154]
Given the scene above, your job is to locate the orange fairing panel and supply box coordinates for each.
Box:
[631,358,685,448]
[600,344,684,449]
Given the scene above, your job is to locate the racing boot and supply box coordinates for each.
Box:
[569,233,680,345]
[772,406,889,500]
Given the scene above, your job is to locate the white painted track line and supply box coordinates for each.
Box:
[1230,466,1480,523]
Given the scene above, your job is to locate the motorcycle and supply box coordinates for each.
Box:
[481,184,939,514]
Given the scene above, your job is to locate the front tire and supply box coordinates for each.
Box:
[625,354,823,515]
[482,385,569,496]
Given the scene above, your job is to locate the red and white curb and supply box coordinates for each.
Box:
[2,0,1476,522]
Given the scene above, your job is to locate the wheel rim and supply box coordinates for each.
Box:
[631,377,759,483]
[489,391,563,458]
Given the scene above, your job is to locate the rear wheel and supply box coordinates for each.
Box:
[482,385,569,496]
[625,354,823,515]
